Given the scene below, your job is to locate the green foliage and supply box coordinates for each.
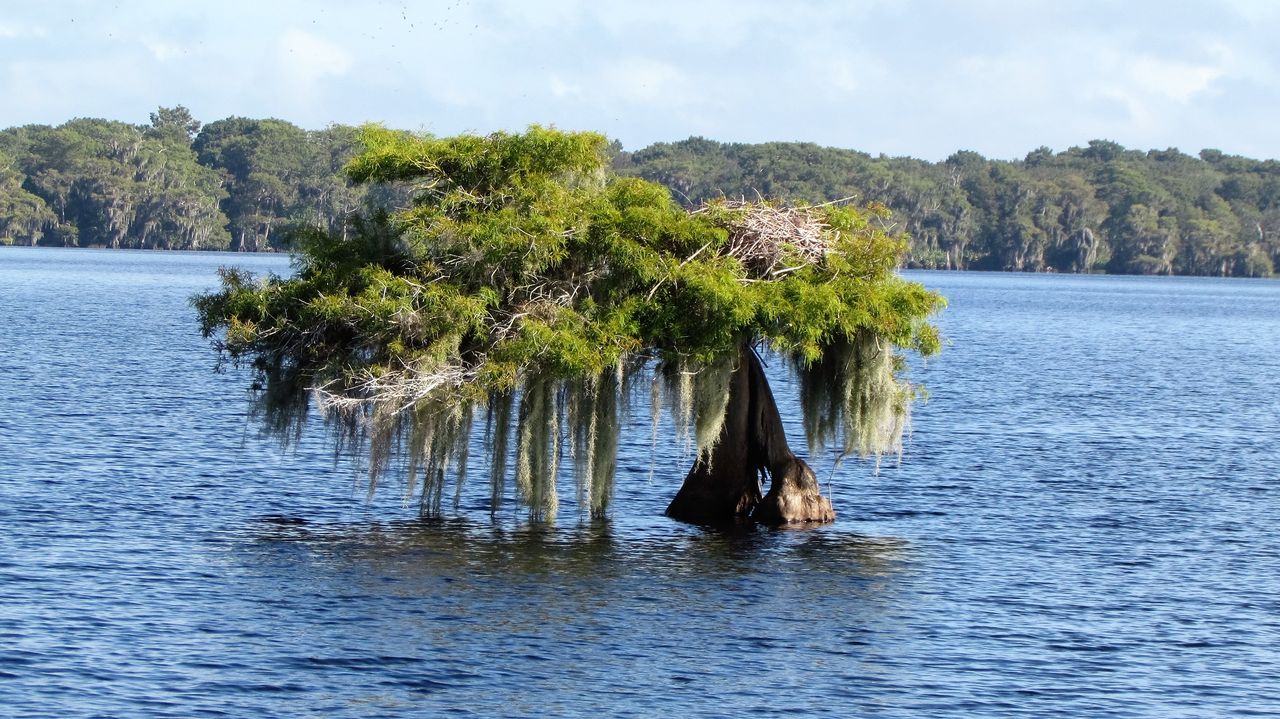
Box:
[194,126,943,519]
[194,117,311,251]
[623,137,1280,277]
[0,109,400,252]
[0,150,55,245]
[8,108,1280,275]
[1,113,229,249]
[147,105,201,144]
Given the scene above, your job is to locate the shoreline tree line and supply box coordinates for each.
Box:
[2,106,1276,277]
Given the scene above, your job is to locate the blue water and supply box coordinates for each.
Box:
[2,247,1279,717]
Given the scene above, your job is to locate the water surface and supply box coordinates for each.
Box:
[1,248,1278,717]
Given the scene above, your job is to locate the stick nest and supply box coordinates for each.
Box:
[696,199,838,277]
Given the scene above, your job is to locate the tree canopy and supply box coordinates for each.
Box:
[620,138,1280,277]
[0,112,228,249]
[4,108,1279,278]
[0,108,390,250]
[194,126,944,521]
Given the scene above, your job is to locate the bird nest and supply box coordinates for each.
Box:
[694,199,842,278]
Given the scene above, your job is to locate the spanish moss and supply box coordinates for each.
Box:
[515,377,559,520]
[485,391,514,513]
[797,329,913,466]
[691,354,735,463]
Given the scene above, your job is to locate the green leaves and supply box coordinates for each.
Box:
[346,124,608,191]
[197,125,946,397]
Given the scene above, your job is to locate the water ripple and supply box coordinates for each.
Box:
[2,252,1279,717]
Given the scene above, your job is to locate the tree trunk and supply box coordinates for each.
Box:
[665,346,835,526]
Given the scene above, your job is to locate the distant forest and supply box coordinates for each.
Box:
[2,106,1277,277]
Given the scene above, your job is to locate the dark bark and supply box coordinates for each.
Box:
[665,346,835,526]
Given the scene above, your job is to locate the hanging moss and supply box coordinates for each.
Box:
[587,370,620,518]
[562,368,623,518]
[515,377,559,520]
[796,329,913,466]
[691,354,735,463]
[484,391,514,512]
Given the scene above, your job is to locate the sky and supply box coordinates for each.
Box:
[2,0,1278,161]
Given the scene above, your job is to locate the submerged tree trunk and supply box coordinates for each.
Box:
[665,346,835,526]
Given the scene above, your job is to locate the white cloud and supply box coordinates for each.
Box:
[1129,55,1224,103]
[144,39,186,62]
[1222,0,1280,23]
[1076,44,1233,136]
[0,22,47,39]
[601,58,691,104]
[2,0,1280,159]
[827,58,862,95]
[275,28,352,84]
[953,52,1052,105]
[549,75,582,98]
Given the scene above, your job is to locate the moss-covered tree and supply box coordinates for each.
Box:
[0,150,55,245]
[194,126,944,525]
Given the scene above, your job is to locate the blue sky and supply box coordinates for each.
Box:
[2,0,1278,160]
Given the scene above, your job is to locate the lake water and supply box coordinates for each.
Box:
[2,247,1279,717]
